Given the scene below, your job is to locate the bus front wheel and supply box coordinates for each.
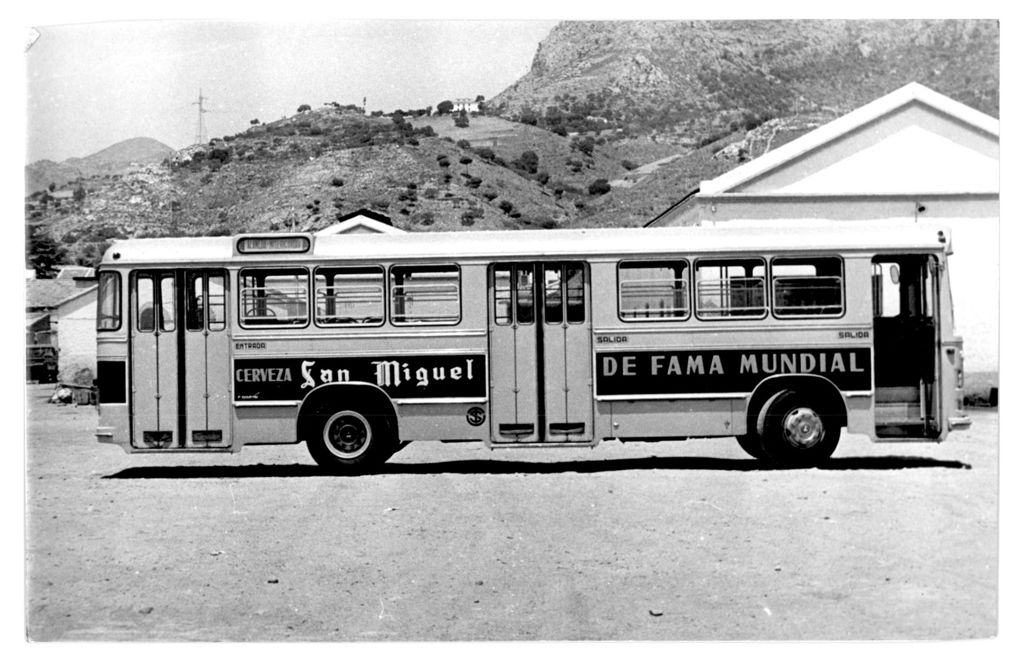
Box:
[757,390,839,467]
[303,407,395,472]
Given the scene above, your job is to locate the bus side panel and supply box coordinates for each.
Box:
[604,399,738,439]
[845,395,874,436]
[234,406,299,445]
[394,403,489,442]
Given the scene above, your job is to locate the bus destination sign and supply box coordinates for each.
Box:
[234,354,487,402]
[596,348,873,397]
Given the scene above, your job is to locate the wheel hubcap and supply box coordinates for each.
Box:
[323,411,371,459]
[782,407,824,449]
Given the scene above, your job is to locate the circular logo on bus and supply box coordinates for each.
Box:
[466,407,486,426]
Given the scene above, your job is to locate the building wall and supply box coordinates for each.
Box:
[54,290,97,381]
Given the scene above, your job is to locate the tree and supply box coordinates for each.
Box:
[250,118,260,125]
[516,150,539,174]
[454,111,469,128]
[436,100,454,115]
[27,224,67,278]
[297,104,311,113]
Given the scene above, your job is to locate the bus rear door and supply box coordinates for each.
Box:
[871,255,942,438]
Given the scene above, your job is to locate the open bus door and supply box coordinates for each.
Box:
[129,269,230,449]
[871,255,943,439]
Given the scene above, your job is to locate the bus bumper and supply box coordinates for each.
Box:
[948,416,972,432]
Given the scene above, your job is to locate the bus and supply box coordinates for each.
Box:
[94,222,971,471]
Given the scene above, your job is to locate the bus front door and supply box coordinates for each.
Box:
[130,269,231,449]
[488,262,593,443]
[183,270,231,448]
[129,271,181,448]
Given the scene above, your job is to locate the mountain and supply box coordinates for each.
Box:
[25,20,998,269]
[489,20,998,143]
[26,137,176,194]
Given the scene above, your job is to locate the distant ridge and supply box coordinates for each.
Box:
[26,137,176,194]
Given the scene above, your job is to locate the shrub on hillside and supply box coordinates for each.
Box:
[588,179,611,195]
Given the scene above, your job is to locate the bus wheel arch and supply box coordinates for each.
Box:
[743,375,847,466]
[297,383,399,472]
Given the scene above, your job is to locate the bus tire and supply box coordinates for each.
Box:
[735,433,768,461]
[757,390,839,467]
[303,407,396,473]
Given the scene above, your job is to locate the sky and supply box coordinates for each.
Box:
[24,19,559,163]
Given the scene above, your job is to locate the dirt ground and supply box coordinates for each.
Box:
[24,384,998,641]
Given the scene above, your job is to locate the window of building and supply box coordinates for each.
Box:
[771,257,844,317]
[315,266,385,326]
[239,268,309,327]
[390,265,461,325]
[618,260,689,321]
[695,258,766,319]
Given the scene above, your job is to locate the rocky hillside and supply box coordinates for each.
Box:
[25,20,998,270]
[26,137,175,194]
[489,20,998,145]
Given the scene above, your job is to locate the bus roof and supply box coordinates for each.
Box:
[100,221,953,266]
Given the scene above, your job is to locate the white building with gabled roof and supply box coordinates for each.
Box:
[649,82,999,373]
[313,209,403,236]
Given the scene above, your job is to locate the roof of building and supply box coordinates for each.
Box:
[314,209,401,236]
[25,278,97,310]
[697,82,998,197]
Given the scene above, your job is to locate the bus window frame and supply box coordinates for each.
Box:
[237,266,311,329]
[769,255,846,320]
[693,256,768,321]
[616,259,691,323]
[96,270,122,332]
[389,263,463,327]
[313,265,387,329]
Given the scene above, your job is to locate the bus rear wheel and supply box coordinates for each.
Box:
[757,390,839,467]
[303,407,395,472]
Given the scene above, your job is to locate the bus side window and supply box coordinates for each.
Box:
[390,265,461,325]
[314,266,384,326]
[771,256,844,317]
[618,260,689,320]
[695,258,765,319]
[239,268,309,327]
